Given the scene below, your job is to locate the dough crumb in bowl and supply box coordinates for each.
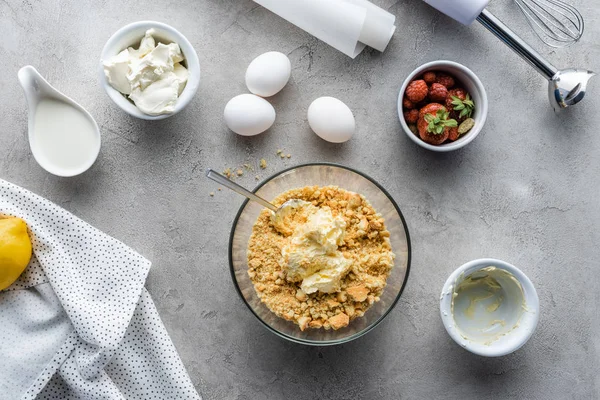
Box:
[247,185,395,331]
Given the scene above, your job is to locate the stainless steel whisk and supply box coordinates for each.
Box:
[423,0,594,111]
[514,0,584,48]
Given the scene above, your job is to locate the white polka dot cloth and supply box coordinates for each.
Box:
[0,179,201,400]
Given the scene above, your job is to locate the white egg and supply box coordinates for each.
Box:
[245,51,291,97]
[224,94,276,136]
[307,97,355,143]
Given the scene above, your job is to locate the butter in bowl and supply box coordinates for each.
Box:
[440,258,540,357]
[100,21,200,120]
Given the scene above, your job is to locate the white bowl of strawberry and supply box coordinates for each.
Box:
[398,60,488,152]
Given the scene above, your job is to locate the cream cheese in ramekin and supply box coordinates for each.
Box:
[103,29,189,115]
[451,266,527,346]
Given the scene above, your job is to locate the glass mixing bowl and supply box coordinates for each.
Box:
[229,163,411,345]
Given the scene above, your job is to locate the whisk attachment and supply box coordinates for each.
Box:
[422,0,593,110]
[514,0,584,48]
[477,9,594,111]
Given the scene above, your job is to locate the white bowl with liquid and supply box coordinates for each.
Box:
[18,66,101,177]
[440,258,539,357]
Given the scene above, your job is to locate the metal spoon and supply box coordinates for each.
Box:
[206,169,279,211]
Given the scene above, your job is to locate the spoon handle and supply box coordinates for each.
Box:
[205,169,278,212]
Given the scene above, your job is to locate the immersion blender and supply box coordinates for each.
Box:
[422,0,595,111]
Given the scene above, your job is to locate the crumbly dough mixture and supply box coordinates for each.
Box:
[247,185,395,331]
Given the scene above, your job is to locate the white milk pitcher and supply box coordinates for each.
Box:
[18,66,101,177]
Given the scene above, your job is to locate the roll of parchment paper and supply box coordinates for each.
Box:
[252,0,396,58]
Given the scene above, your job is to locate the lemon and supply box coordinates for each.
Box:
[0,217,32,290]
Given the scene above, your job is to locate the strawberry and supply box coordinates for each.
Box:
[429,83,448,103]
[423,71,436,85]
[445,88,469,122]
[449,92,475,120]
[445,88,467,110]
[405,80,428,103]
[436,73,455,89]
[417,103,457,145]
[403,109,419,124]
[420,125,449,145]
[447,127,460,141]
[419,103,445,118]
[403,97,415,110]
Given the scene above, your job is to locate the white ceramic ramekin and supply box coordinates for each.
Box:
[397,60,488,152]
[99,21,200,120]
[440,258,539,357]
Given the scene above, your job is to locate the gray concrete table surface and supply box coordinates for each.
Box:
[1,0,599,398]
